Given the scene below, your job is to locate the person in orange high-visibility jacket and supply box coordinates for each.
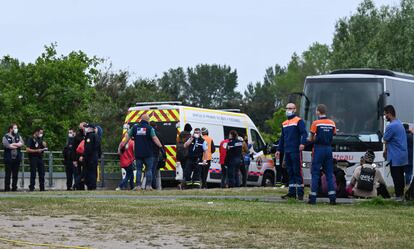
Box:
[308,104,337,205]
[275,103,308,200]
[201,127,215,189]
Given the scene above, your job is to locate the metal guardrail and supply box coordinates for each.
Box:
[0,150,120,188]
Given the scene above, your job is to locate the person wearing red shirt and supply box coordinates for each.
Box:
[116,138,135,190]
[219,138,229,188]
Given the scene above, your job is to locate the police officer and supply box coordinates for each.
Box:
[81,124,101,190]
[63,129,77,190]
[308,104,337,205]
[27,128,48,192]
[275,103,308,200]
[125,114,163,191]
[225,130,243,188]
[74,122,86,190]
[184,128,208,188]
[2,124,24,191]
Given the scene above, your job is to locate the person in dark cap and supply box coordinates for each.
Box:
[80,123,101,190]
[349,150,390,198]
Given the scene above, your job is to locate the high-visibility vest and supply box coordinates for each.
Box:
[203,135,213,161]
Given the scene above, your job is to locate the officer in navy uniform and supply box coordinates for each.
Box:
[73,122,86,190]
[184,128,208,188]
[308,104,337,205]
[2,124,24,191]
[125,114,164,191]
[63,129,77,190]
[81,124,101,190]
[27,128,48,191]
[225,130,243,188]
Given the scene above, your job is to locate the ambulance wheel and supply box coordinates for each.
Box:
[262,171,274,187]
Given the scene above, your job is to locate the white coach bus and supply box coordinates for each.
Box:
[294,69,414,185]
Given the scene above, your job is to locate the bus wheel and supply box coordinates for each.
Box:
[262,171,275,187]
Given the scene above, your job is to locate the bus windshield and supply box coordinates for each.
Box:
[300,78,384,142]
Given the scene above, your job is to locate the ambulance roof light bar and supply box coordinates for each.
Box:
[135,101,183,106]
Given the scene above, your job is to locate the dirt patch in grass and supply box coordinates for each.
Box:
[0,214,207,249]
[0,195,413,248]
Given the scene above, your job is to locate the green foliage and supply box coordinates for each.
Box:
[262,108,286,143]
[251,42,331,140]
[331,0,414,73]
[159,64,242,108]
[158,67,187,101]
[0,43,99,149]
[2,0,414,152]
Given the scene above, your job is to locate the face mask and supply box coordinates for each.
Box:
[194,133,200,139]
[38,134,43,138]
[68,133,74,138]
[286,111,294,117]
[13,128,18,134]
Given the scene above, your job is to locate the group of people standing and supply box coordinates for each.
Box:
[117,114,165,191]
[175,123,253,189]
[2,124,49,192]
[276,103,414,204]
[176,125,215,189]
[63,122,102,191]
[276,103,337,204]
[2,122,101,192]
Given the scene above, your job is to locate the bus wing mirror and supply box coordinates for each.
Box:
[377,91,390,120]
[288,92,310,105]
[288,92,310,118]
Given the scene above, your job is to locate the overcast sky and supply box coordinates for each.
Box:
[1,0,398,91]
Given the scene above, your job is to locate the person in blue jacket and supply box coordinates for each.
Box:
[275,103,307,200]
[383,105,408,200]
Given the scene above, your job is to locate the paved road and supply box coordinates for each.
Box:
[0,193,360,204]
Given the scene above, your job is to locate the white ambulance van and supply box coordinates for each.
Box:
[122,102,275,186]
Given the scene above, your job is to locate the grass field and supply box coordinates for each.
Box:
[0,188,413,249]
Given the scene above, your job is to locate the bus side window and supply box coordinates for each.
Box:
[250,129,265,152]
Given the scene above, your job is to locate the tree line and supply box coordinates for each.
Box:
[0,0,413,152]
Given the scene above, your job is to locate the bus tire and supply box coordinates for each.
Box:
[262,171,275,187]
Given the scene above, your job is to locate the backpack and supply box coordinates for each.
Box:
[176,142,188,163]
[357,166,376,191]
[76,140,85,155]
[320,172,337,195]
[334,166,348,198]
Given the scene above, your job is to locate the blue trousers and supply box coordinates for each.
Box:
[136,157,154,188]
[227,159,240,188]
[284,152,304,197]
[310,146,336,203]
[151,155,159,189]
[119,164,135,189]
